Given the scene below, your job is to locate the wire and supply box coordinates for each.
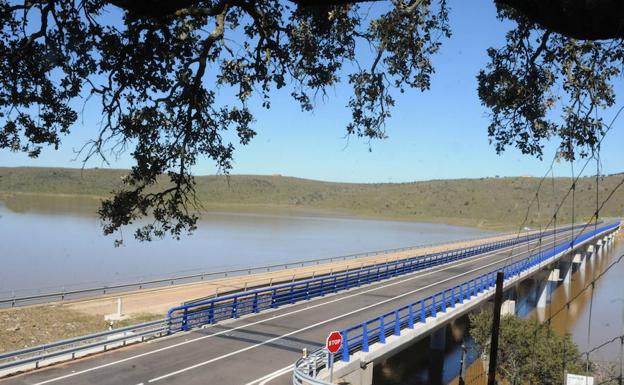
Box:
[544,253,624,324]
[583,335,624,357]
[500,104,624,271]
[479,104,623,385]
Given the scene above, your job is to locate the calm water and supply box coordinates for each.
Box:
[0,203,495,297]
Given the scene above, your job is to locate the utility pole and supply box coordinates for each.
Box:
[487,271,505,385]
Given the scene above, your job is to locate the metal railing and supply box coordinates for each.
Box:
[168,225,577,332]
[337,222,620,364]
[0,318,168,373]
[293,348,334,385]
[0,224,603,379]
[0,233,514,308]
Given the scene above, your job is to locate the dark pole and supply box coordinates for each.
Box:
[487,271,505,385]
[458,338,467,385]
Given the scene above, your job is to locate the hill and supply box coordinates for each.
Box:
[0,167,622,230]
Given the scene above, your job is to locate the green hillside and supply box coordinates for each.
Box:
[0,167,622,230]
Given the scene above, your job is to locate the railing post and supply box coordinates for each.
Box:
[341,331,350,362]
[362,323,369,352]
[459,283,464,302]
[182,308,188,331]
[451,287,456,307]
[442,290,447,312]
[420,299,426,323]
[379,316,386,343]
[231,297,238,318]
[394,310,401,336]
[272,289,277,308]
[305,282,310,300]
[431,295,437,317]
[333,276,338,293]
[408,304,414,329]
[253,292,259,313]
[209,302,215,324]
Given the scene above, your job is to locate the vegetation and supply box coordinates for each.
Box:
[469,310,587,385]
[1,167,622,231]
[1,1,621,241]
[0,305,161,353]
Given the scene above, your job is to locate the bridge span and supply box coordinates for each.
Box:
[0,223,619,385]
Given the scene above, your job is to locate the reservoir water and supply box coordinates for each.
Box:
[0,202,494,297]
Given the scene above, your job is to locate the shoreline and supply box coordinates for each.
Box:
[0,190,521,231]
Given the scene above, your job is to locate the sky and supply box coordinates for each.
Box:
[1,0,623,183]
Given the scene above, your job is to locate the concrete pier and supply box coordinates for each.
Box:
[560,259,573,285]
[428,327,447,385]
[537,269,559,308]
[501,300,516,316]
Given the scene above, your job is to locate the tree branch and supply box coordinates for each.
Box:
[496,0,624,40]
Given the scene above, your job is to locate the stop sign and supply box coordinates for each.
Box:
[326,331,343,354]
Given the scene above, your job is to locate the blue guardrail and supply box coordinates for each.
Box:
[338,222,620,363]
[167,225,581,332]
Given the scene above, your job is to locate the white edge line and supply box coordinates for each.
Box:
[30,234,570,385]
[242,365,293,385]
[146,235,575,383]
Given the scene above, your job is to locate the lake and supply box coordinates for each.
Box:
[0,202,495,297]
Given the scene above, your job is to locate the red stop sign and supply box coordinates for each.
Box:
[326,331,343,354]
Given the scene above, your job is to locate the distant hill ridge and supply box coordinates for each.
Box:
[1,167,623,230]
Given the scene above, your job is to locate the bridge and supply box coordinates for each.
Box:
[0,222,619,385]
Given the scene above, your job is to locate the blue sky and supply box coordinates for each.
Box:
[1,0,623,183]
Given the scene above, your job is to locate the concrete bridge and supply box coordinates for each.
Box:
[0,222,618,385]
[298,222,620,385]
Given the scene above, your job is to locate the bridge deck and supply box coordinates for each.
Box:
[1,227,590,385]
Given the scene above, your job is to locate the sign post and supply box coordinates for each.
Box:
[326,331,343,383]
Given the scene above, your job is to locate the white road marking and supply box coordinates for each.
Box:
[259,368,292,385]
[146,235,571,383]
[30,234,567,385]
[242,365,293,385]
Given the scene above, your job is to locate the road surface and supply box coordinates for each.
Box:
[2,228,585,385]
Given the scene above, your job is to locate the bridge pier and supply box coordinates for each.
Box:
[536,269,559,309]
[428,326,447,385]
[559,258,573,286]
[586,245,595,268]
[501,299,516,316]
[597,240,604,258]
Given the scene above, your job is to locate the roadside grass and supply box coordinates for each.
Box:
[0,305,163,353]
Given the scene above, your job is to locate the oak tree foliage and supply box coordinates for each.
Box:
[0,0,621,241]
[469,310,587,385]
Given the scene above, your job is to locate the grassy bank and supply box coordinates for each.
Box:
[0,305,162,353]
[1,167,623,230]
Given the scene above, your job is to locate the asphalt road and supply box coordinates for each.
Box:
[2,227,589,385]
